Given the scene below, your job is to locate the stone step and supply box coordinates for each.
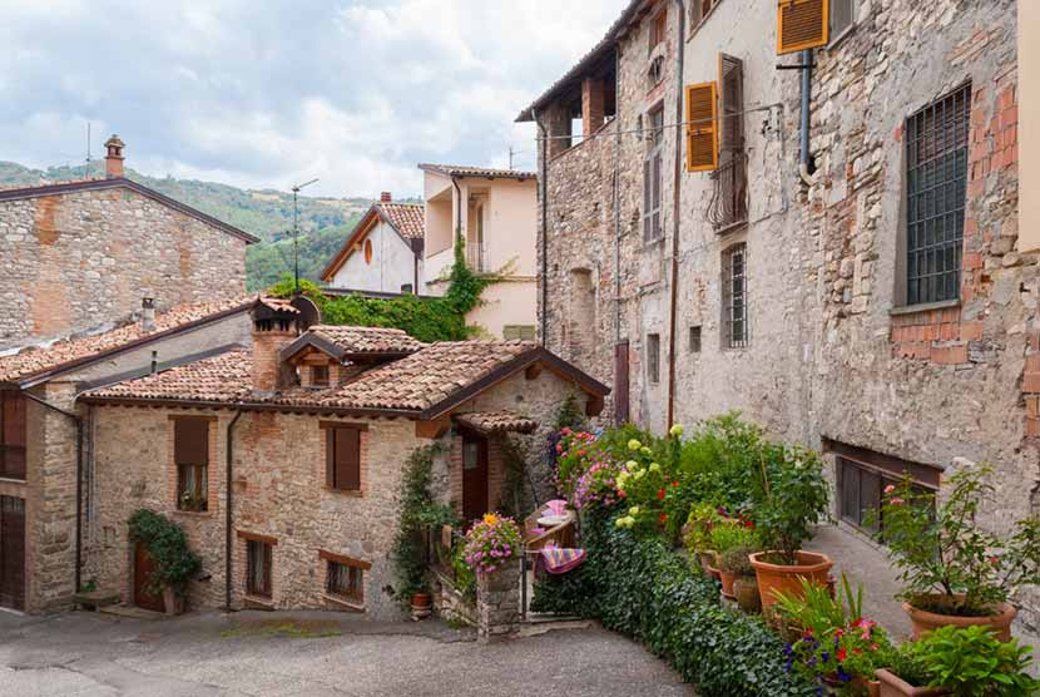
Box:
[98,604,165,620]
[74,590,122,609]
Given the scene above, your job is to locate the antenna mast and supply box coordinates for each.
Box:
[290,178,319,295]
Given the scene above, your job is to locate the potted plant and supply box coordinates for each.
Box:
[463,513,523,576]
[711,522,760,599]
[875,624,1038,696]
[878,465,1040,641]
[748,445,831,609]
[682,502,726,578]
[720,546,761,613]
[128,509,201,615]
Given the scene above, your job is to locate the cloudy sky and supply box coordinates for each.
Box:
[0,0,628,199]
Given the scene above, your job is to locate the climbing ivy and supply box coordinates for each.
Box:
[127,509,202,597]
[270,235,493,342]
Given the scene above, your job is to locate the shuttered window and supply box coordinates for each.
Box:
[0,392,26,481]
[174,418,209,512]
[643,106,665,242]
[246,540,272,598]
[685,82,718,172]
[503,325,537,341]
[649,7,667,51]
[709,54,748,230]
[777,0,829,55]
[689,0,719,28]
[326,426,362,492]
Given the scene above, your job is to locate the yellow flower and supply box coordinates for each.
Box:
[628,439,642,451]
[670,424,684,438]
[641,446,653,456]
[649,463,661,473]
[615,518,626,528]
[483,513,499,526]
[629,506,640,516]
[626,460,639,471]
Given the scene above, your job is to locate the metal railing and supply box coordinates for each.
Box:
[466,242,489,273]
[707,151,748,231]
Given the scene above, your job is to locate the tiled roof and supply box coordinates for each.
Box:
[0,295,255,386]
[454,411,538,434]
[307,325,427,357]
[85,349,255,404]
[0,177,259,243]
[376,202,425,240]
[256,296,300,314]
[418,164,537,181]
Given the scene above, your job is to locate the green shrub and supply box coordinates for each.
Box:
[904,625,1038,696]
[127,509,202,596]
[533,508,816,696]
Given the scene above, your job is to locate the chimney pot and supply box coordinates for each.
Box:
[250,307,299,394]
[380,191,392,202]
[104,134,125,179]
[141,297,156,333]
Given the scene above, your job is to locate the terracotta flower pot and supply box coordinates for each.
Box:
[696,550,717,575]
[718,570,736,598]
[733,576,761,613]
[902,594,1016,642]
[410,591,432,621]
[852,675,881,697]
[875,669,949,696]
[748,550,833,610]
[161,586,184,616]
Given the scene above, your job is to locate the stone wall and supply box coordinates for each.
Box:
[0,186,248,349]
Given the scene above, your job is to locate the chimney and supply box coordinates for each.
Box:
[250,302,299,394]
[140,297,156,333]
[380,191,392,202]
[104,134,125,178]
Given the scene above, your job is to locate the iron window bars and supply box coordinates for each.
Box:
[723,243,748,348]
[906,83,971,306]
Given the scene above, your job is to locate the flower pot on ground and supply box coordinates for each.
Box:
[161,587,185,616]
[877,464,1040,642]
[711,525,760,601]
[750,550,833,609]
[875,670,949,697]
[733,576,761,613]
[410,591,432,621]
[696,550,717,575]
[127,509,201,615]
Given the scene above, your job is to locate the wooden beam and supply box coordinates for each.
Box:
[415,415,452,439]
[525,363,543,380]
[586,395,604,417]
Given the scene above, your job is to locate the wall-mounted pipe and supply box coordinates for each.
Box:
[666,0,687,430]
[532,107,550,347]
[224,410,243,610]
[799,48,817,186]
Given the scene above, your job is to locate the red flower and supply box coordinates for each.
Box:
[743,519,755,529]
[671,480,679,487]
[659,513,668,523]
[836,647,847,662]
[618,490,627,498]
[989,555,1000,565]
[657,489,666,499]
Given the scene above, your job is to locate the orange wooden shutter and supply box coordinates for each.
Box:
[685,82,718,172]
[777,0,829,55]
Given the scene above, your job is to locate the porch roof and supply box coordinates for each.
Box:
[453,410,538,435]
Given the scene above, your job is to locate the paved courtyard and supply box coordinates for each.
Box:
[0,610,693,697]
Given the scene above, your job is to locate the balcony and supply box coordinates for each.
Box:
[466,242,489,274]
[707,152,748,233]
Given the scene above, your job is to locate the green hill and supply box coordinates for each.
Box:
[0,161,418,291]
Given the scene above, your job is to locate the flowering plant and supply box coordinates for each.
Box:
[611,436,677,531]
[463,513,522,575]
[553,428,599,497]
[879,464,1040,616]
[571,459,622,510]
[784,618,894,696]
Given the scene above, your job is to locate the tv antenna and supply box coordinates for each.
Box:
[291,178,319,295]
[85,122,92,177]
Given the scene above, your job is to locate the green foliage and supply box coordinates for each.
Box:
[709,521,761,555]
[532,508,817,697]
[773,575,865,640]
[674,413,770,511]
[127,509,202,596]
[553,393,588,431]
[682,502,727,554]
[442,235,492,316]
[450,541,476,601]
[718,546,756,577]
[391,443,457,601]
[905,625,1039,696]
[462,513,523,575]
[753,444,830,563]
[878,464,1040,616]
[246,221,365,291]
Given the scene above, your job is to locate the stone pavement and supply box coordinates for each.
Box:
[0,609,694,697]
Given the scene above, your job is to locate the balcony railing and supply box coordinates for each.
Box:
[466,242,489,273]
[707,151,748,232]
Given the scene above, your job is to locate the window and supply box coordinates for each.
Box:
[643,106,665,242]
[689,326,702,353]
[689,0,718,28]
[722,243,748,348]
[830,0,858,40]
[400,283,414,294]
[837,455,935,534]
[246,539,272,598]
[0,392,26,481]
[906,84,970,306]
[648,55,666,88]
[325,425,362,492]
[326,561,363,602]
[364,239,373,265]
[311,364,329,387]
[708,54,747,230]
[646,333,661,384]
[503,325,537,341]
[650,7,667,51]
[174,418,209,512]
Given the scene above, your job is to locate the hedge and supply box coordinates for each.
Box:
[531,509,816,697]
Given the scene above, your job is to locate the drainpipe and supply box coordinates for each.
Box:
[224,410,243,610]
[798,48,816,186]
[666,0,686,431]
[23,390,84,595]
[532,107,550,347]
[451,176,463,249]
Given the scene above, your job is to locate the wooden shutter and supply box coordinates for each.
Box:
[613,341,630,426]
[685,82,718,172]
[328,427,361,491]
[718,54,745,156]
[777,0,829,55]
[174,419,208,466]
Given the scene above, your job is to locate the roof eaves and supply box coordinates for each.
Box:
[78,394,423,419]
[319,204,381,281]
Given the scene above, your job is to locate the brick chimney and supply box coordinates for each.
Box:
[140,297,156,333]
[380,191,392,202]
[250,301,299,394]
[104,135,125,178]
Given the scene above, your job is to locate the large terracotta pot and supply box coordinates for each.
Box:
[748,551,833,610]
[876,669,949,696]
[903,594,1016,642]
[733,576,761,613]
[718,570,736,599]
[854,676,881,697]
[695,550,717,576]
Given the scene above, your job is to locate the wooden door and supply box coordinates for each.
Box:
[461,431,489,524]
[134,542,165,613]
[0,496,25,611]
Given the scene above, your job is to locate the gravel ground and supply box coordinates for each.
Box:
[0,609,694,697]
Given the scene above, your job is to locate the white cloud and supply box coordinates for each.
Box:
[0,0,628,198]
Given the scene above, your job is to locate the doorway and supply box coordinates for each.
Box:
[461,431,489,524]
[0,496,25,611]
[133,542,165,613]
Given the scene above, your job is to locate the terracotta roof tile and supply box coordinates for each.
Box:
[87,349,255,403]
[0,295,256,385]
[418,163,537,180]
[308,325,426,356]
[454,410,538,434]
[376,202,425,240]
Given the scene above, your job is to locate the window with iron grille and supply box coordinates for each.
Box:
[0,391,26,481]
[643,107,665,242]
[646,333,661,384]
[722,243,748,348]
[838,455,935,535]
[905,83,970,306]
[246,539,272,598]
[326,561,363,603]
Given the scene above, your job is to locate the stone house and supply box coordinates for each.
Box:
[319,192,426,295]
[0,135,258,350]
[521,0,1039,627]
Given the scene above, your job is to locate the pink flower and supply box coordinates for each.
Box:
[889,497,905,506]
[884,484,896,494]
[989,555,1000,565]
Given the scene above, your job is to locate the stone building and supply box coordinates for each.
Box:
[0,135,258,350]
[74,304,605,619]
[522,0,1037,627]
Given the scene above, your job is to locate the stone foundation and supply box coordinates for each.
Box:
[476,558,521,643]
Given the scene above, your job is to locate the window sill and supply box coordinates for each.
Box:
[323,594,365,612]
[0,476,27,485]
[714,220,748,237]
[825,24,858,53]
[640,237,666,253]
[686,2,723,42]
[173,508,212,518]
[243,595,275,610]
[889,299,961,317]
[324,487,364,498]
